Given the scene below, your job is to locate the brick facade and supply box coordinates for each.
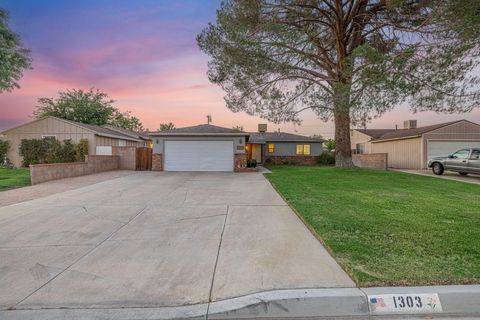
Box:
[30,155,120,185]
[234,153,247,172]
[352,153,388,170]
[152,153,163,171]
[265,155,320,165]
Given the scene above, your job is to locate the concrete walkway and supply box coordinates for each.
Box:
[393,169,480,185]
[0,172,353,313]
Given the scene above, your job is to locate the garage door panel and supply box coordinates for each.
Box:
[427,141,480,159]
[164,140,234,172]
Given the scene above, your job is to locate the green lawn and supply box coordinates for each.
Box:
[0,168,31,191]
[265,166,480,287]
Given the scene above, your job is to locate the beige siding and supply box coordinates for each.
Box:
[350,130,372,153]
[422,120,480,168]
[3,117,94,167]
[95,136,145,148]
[371,137,422,169]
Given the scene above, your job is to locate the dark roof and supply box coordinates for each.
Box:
[1,116,140,142]
[355,120,478,142]
[374,121,462,140]
[355,129,397,139]
[102,124,150,140]
[149,124,246,136]
[52,118,140,141]
[248,132,323,144]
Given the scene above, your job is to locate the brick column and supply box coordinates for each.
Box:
[234,153,247,172]
[152,153,163,171]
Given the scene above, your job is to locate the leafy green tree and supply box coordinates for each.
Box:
[159,122,176,131]
[111,110,144,132]
[33,88,144,131]
[33,88,116,126]
[0,9,31,92]
[325,139,336,152]
[198,0,480,167]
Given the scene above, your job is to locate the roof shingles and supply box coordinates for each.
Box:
[356,120,474,142]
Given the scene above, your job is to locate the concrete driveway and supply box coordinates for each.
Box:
[393,169,480,185]
[0,172,353,314]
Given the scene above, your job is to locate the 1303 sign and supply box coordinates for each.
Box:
[368,293,443,314]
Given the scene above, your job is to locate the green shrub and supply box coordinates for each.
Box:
[318,152,335,165]
[281,158,297,165]
[0,140,10,165]
[20,139,47,166]
[43,138,62,163]
[265,157,274,164]
[247,158,257,168]
[75,139,89,162]
[19,138,80,166]
[57,139,76,163]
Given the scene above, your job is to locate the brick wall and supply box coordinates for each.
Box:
[352,153,388,170]
[112,146,136,170]
[30,156,120,185]
[234,153,247,172]
[152,153,163,171]
[265,155,320,165]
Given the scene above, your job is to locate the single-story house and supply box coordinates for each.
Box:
[149,124,247,172]
[1,116,148,167]
[149,123,324,172]
[247,125,324,165]
[351,119,480,169]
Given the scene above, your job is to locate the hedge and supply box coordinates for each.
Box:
[19,138,85,167]
[0,140,10,165]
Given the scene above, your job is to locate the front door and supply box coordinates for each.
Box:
[251,144,263,163]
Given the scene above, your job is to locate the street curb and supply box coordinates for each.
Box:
[208,288,368,319]
[1,285,479,319]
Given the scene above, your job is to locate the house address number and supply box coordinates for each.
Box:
[368,293,442,314]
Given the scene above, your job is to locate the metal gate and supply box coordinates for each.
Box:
[136,147,152,171]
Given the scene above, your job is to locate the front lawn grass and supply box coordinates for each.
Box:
[0,168,31,191]
[265,166,480,287]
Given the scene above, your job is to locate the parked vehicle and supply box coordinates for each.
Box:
[428,148,480,175]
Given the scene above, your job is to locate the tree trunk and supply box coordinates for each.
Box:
[333,85,354,168]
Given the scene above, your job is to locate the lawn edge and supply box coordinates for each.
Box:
[263,168,480,288]
[263,172,360,286]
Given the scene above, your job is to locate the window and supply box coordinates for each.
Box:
[296,144,311,155]
[470,149,480,160]
[452,149,470,159]
[268,143,275,153]
[356,143,365,154]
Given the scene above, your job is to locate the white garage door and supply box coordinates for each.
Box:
[427,141,480,159]
[164,140,234,172]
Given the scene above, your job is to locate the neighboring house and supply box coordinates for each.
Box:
[351,119,480,169]
[149,124,247,172]
[247,124,324,165]
[102,124,152,147]
[1,116,147,167]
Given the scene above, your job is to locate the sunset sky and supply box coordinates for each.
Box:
[1,0,479,137]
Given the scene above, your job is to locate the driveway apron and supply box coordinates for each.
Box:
[0,172,354,310]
